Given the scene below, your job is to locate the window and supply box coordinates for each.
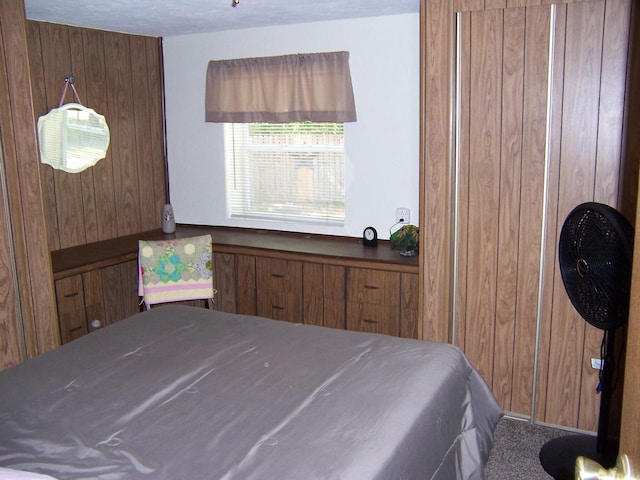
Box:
[224,122,345,224]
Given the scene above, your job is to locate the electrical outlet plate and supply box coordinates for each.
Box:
[395,208,410,224]
[591,358,603,369]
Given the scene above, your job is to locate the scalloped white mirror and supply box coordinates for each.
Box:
[37,103,110,173]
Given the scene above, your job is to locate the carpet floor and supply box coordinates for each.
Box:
[484,416,574,479]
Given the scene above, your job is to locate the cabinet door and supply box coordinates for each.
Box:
[400,273,419,339]
[303,263,346,329]
[256,257,302,322]
[55,275,88,343]
[235,255,256,315]
[212,252,236,313]
[346,268,400,336]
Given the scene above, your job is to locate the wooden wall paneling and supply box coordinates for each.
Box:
[81,29,119,242]
[621,170,640,466]
[103,32,141,236]
[463,8,503,389]
[145,38,168,223]
[420,0,455,344]
[595,0,632,208]
[0,1,59,359]
[212,252,236,313]
[620,2,640,223]
[620,2,640,467]
[544,0,605,430]
[535,2,568,425]
[26,22,61,252]
[131,35,159,230]
[43,25,88,249]
[510,4,552,416]
[492,5,525,413]
[454,11,472,355]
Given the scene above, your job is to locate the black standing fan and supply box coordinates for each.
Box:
[540,202,634,480]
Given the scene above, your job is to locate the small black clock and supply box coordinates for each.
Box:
[363,226,378,247]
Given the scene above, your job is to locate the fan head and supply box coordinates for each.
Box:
[558,202,634,330]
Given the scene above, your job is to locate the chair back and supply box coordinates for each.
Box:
[138,234,214,309]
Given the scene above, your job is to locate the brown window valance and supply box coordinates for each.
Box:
[205,51,357,123]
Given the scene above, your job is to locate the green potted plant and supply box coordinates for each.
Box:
[390,224,419,257]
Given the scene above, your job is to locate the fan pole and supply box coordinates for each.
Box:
[539,329,619,479]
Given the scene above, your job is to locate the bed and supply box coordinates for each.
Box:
[0,305,502,480]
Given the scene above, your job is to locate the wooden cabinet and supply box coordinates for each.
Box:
[256,257,302,322]
[303,263,346,329]
[55,260,138,344]
[51,227,419,342]
[347,268,401,336]
[345,268,419,338]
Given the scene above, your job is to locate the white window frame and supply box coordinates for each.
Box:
[224,122,345,225]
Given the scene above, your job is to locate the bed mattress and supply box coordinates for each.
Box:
[0,305,501,479]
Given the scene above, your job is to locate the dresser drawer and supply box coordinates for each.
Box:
[346,302,399,336]
[347,268,400,306]
[256,257,303,322]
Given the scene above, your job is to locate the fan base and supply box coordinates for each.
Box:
[539,434,618,480]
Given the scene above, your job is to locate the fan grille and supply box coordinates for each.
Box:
[559,203,633,330]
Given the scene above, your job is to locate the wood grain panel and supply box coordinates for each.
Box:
[420,0,455,344]
[323,265,346,330]
[510,5,552,416]
[400,273,419,339]
[82,269,106,332]
[256,257,302,322]
[145,39,168,220]
[303,262,324,326]
[26,22,167,250]
[212,252,236,313]
[492,6,525,411]
[535,3,568,424]
[424,0,634,430]
[454,11,472,353]
[81,29,117,243]
[544,0,605,430]
[43,26,88,249]
[103,32,141,236]
[0,141,23,369]
[55,275,87,343]
[463,8,503,384]
[235,255,256,315]
[0,2,59,359]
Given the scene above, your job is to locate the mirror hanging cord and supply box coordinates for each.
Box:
[58,75,82,107]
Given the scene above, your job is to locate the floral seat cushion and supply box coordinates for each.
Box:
[138,234,214,307]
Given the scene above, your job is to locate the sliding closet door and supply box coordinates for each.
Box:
[455,4,550,418]
[422,0,636,430]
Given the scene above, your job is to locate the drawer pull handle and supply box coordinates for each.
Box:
[272,305,285,310]
[271,274,285,278]
[364,285,379,290]
[64,292,80,298]
[69,326,83,333]
[363,319,378,324]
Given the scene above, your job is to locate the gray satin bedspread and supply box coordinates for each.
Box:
[0,306,502,480]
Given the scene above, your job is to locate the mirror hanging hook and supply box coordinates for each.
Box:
[58,75,82,107]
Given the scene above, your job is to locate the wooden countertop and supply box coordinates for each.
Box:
[51,225,419,279]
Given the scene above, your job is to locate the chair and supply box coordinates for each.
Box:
[138,234,216,310]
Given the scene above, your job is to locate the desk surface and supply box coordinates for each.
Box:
[51,225,419,279]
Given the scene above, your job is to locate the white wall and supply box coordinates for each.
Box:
[163,13,419,240]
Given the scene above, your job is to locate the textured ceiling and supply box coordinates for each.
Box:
[24,0,420,37]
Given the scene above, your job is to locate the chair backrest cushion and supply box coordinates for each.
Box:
[138,234,214,306]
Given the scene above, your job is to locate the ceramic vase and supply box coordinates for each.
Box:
[162,203,176,234]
